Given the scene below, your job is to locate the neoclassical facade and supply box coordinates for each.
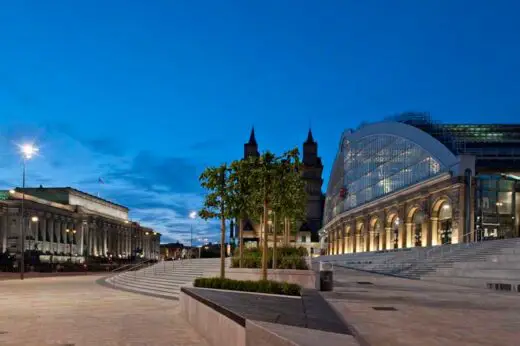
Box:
[0,187,160,261]
[321,114,520,255]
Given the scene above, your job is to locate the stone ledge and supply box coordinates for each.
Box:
[180,287,356,346]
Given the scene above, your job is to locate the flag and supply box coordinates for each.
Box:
[98,177,105,184]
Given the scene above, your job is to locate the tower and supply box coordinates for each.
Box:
[244,127,259,159]
[301,129,324,241]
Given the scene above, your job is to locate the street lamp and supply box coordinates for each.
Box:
[18,143,39,280]
[189,211,198,258]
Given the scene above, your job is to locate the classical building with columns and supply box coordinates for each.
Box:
[321,114,520,255]
[0,187,160,261]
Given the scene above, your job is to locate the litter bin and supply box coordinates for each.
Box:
[319,261,333,291]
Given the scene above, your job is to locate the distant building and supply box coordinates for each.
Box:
[0,187,160,261]
[160,242,184,259]
[236,128,325,256]
[322,113,520,255]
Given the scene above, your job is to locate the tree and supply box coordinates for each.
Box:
[199,164,230,279]
[271,148,307,268]
[248,151,278,280]
[249,149,307,279]
[228,158,255,268]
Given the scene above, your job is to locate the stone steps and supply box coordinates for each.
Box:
[104,258,223,299]
[321,238,520,290]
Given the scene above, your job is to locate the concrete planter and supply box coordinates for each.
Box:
[202,268,317,289]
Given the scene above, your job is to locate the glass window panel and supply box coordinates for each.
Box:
[324,133,447,224]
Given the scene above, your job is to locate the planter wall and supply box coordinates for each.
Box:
[203,268,317,289]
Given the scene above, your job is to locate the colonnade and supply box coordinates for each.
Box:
[324,192,462,256]
[0,212,160,260]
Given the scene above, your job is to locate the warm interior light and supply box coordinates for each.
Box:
[443,204,450,210]
[31,216,39,222]
[9,189,15,194]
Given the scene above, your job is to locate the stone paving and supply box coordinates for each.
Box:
[0,275,209,346]
[323,267,520,346]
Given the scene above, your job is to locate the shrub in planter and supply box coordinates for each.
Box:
[231,246,308,270]
[193,277,301,296]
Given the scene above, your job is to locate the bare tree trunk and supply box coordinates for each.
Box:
[220,214,226,279]
[287,219,291,245]
[239,218,244,268]
[272,212,277,269]
[283,217,287,246]
[261,199,269,280]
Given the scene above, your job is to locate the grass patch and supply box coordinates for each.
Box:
[193,277,301,296]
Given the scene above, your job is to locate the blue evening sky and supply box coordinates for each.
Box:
[1,1,519,243]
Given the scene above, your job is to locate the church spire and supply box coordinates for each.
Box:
[244,126,259,159]
[248,127,257,145]
[305,128,315,143]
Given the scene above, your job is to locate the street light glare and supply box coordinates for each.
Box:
[31,216,39,222]
[20,143,39,159]
[189,211,197,219]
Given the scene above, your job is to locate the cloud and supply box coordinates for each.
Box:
[0,124,222,245]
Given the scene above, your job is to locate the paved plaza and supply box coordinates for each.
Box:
[0,275,209,346]
[324,267,520,346]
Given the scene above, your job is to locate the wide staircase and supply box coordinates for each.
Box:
[105,258,223,299]
[318,238,520,292]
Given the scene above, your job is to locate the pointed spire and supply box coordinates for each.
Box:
[248,126,257,145]
[305,128,315,143]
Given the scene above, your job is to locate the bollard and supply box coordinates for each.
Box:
[319,261,334,291]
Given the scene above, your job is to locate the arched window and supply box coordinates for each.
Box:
[412,210,425,246]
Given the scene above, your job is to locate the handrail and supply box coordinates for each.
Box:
[111,262,137,273]
[111,259,156,287]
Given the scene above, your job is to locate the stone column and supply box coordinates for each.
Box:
[326,229,331,255]
[103,226,108,256]
[118,229,123,255]
[429,217,438,246]
[369,231,375,251]
[47,217,54,253]
[406,222,413,248]
[53,219,60,253]
[92,225,97,256]
[355,234,361,253]
[79,221,84,256]
[340,224,346,254]
[1,214,7,253]
[385,227,392,250]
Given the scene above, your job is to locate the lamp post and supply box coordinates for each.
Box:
[189,211,197,258]
[19,143,39,280]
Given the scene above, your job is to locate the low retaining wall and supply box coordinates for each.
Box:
[202,268,316,289]
[180,288,246,346]
[180,287,358,346]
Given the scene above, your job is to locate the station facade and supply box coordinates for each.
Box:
[320,114,520,255]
